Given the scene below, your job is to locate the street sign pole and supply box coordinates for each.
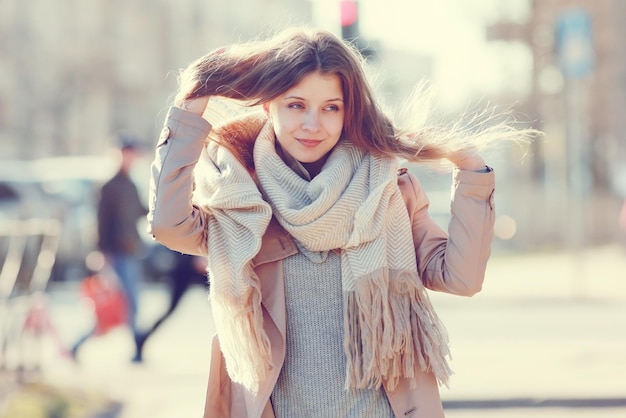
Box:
[555,7,594,298]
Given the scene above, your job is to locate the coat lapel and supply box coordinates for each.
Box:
[238,217,296,417]
[253,216,297,342]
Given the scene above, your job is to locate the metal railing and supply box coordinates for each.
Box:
[0,218,61,379]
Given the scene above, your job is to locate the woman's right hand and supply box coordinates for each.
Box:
[173,47,226,116]
[177,96,210,116]
[173,67,210,116]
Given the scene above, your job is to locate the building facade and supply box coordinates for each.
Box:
[0,0,312,158]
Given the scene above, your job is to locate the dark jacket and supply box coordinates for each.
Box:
[97,171,148,255]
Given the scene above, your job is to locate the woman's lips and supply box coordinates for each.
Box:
[297,139,323,147]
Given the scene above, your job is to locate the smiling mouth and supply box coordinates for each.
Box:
[297,139,323,147]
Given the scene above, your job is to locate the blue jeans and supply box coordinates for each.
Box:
[108,252,142,332]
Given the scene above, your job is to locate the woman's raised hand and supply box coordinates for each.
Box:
[173,67,210,116]
[447,149,487,172]
[177,95,210,116]
[173,47,227,116]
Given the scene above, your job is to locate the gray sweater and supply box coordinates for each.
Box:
[270,242,395,418]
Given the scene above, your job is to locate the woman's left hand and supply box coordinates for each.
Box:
[448,150,487,171]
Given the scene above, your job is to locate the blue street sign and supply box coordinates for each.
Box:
[555,8,595,78]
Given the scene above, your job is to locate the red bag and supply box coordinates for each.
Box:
[80,274,128,335]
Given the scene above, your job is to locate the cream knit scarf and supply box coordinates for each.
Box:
[194,120,451,394]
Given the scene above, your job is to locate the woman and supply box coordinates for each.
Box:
[148,27,533,418]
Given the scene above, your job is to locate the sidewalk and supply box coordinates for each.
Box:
[438,243,626,417]
[2,244,625,417]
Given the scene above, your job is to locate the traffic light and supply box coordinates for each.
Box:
[340,0,376,58]
[340,0,359,42]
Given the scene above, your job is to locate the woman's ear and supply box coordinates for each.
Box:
[262,103,270,115]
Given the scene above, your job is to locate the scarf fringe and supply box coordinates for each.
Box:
[209,264,273,395]
[344,268,452,391]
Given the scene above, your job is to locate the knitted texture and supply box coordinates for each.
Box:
[271,247,394,417]
[194,119,451,394]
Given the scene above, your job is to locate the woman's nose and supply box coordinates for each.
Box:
[302,110,321,132]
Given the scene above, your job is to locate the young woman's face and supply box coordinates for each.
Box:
[265,72,344,172]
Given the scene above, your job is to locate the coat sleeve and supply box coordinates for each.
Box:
[398,168,496,296]
[147,106,212,257]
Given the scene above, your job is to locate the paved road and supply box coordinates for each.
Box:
[6,244,626,417]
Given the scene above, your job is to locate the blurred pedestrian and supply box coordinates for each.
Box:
[147,27,537,417]
[132,252,207,362]
[71,136,148,361]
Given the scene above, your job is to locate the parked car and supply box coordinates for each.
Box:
[0,156,178,283]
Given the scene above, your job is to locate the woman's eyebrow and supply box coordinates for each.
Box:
[283,95,344,102]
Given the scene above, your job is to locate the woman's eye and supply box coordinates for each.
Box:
[288,102,304,110]
[324,105,340,112]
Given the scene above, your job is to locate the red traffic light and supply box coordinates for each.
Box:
[340,0,358,27]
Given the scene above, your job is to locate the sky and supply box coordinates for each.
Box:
[313,0,533,110]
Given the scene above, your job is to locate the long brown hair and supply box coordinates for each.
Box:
[175,27,536,167]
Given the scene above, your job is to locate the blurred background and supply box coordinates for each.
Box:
[1,0,625,417]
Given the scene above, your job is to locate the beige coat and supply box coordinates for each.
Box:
[148,107,496,418]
